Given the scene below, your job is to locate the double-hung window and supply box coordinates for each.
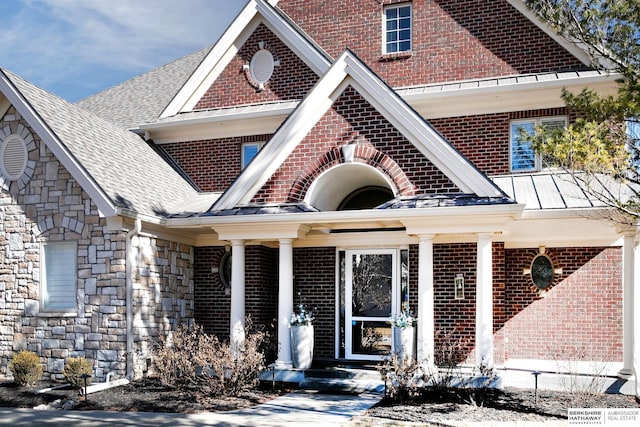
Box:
[384,3,412,54]
[242,142,264,169]
[510,117,567,172]
[41,241,77,312]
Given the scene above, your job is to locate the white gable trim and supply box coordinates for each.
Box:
[161,0,331,119]
[0,71,117,217]
[213,50,505,211]
[507,0,597,68]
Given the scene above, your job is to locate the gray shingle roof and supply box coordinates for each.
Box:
[3,68,198,218]
[75,46,211,130]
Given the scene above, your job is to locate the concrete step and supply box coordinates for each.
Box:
[301,367,384,394]
[260,365,385,394]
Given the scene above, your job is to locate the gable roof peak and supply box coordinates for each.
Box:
[160,0,331,119]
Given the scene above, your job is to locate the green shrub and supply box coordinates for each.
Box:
[9,351,43,386]
[63,357,93,388]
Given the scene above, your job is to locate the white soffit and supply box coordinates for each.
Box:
[142,101,298,143]
[400,71,620,119]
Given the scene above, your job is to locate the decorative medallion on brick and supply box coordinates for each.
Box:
[0,124,37,191]
[243,41,280,91]
[524,246,562,295]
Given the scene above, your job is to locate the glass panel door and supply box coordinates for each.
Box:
[345,249,397,360]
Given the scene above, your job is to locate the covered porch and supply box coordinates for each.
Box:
[169,199,522,371]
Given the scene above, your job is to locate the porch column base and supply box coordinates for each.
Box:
[618,368,634,379]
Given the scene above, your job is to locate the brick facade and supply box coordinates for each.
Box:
[194,246,277,343]
[278,0,585,88]
[162,135,270,193]
[0,107,193,382]
[191,242,622,365]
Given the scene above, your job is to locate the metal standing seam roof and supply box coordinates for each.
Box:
[75,46,213,130]
[491,172,616,210]
[3,69,199,218]
[395,70,610,98]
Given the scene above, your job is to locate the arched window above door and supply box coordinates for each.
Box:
[304,163,396,211]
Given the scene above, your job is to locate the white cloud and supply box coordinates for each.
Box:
[0,0,247,100]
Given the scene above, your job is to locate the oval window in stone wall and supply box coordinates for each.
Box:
[1,134,28,181]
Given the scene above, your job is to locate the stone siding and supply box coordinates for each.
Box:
[0,107,193,382]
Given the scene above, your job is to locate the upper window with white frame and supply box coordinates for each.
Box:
[510,117,567,172]
[41,241,77,312]
[242,142,264,169]
[384,3,412,54]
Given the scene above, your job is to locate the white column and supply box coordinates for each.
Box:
[230,239,246,353]
[619,233,635,378]
[475,233,494,369]
[417,235,435,370]
[276,238,294,368]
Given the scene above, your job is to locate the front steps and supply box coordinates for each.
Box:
[260,364,384,394]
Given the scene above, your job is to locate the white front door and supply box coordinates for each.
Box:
[345,249,398,360]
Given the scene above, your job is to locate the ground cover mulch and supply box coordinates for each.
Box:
[365,387,640,423]
[0,378,287,413]
[1,379,639,423]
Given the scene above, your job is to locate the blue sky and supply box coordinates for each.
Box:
[0,0,247,102]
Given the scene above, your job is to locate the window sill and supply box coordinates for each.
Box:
[38,311,77,318]
[379,51,413,62]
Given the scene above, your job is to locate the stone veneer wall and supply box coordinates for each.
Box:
[0,107,194,381]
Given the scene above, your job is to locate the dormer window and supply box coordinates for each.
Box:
[384,3,412,54]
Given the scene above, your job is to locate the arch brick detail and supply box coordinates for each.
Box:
[288,143,415,203]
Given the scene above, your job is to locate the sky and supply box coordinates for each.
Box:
[0,0,247,102]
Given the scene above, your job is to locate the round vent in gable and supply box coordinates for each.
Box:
[243,41,280,91]
[249,49,275,90]
[1,134,28,181]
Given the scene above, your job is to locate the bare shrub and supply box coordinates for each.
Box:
[547,343,612,403]
[153,321,266,397]
[377,354,426,403]
[432,328,470,388]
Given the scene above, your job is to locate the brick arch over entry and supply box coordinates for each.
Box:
[288,143,415,204]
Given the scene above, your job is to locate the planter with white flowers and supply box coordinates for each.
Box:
[390,309,416,362]
[289,304,314,369]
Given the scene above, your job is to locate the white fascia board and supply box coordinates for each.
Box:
[0,73,117,217]
[213,56,350,210]
[403,73,620,119]
[161,1,260,118]
[167,202,523,229]
[342,55,505,198]
[506,0,593,67]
